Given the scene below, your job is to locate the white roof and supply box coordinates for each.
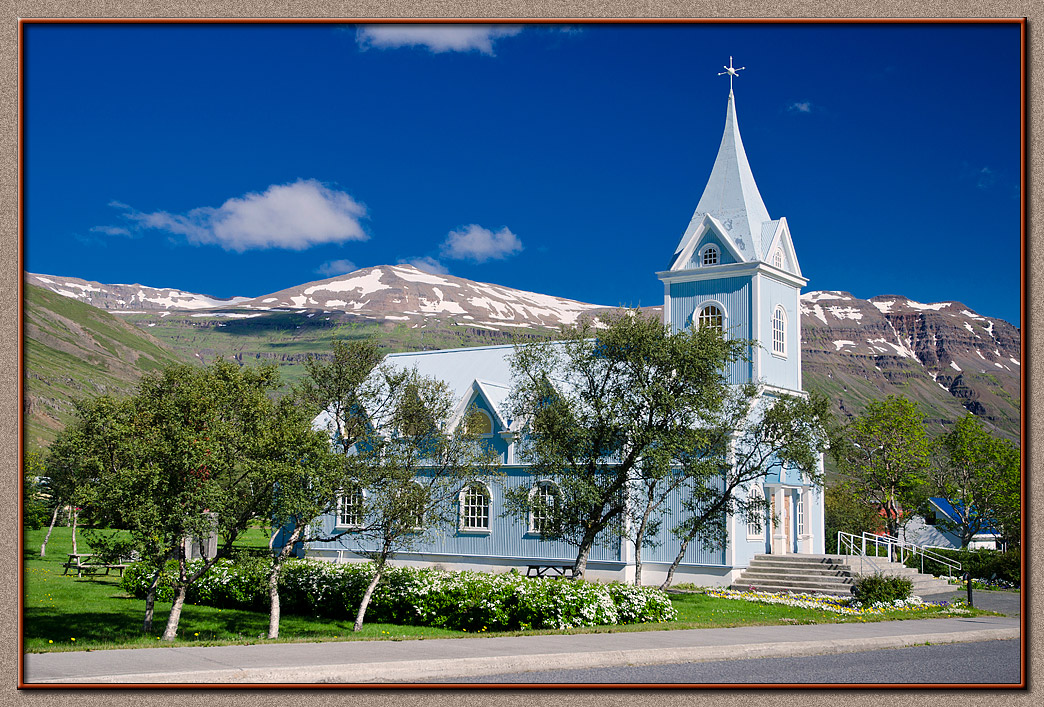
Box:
[672,90,773,267]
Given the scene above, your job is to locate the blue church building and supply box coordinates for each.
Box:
[307,83,825,586]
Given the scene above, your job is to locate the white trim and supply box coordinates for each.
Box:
[745,485,765,540]
[662,280,672,327]
[771,305,788,358]
[657,261,808,289]
[334,486,366,529]
[672,215,746,270]
[527,480,559,536]
[751,273,761,380]
[697,243,720,267]
[458,481,492,533]
[692,299,728,332]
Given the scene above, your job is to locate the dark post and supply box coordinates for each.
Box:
[964,571,973,608]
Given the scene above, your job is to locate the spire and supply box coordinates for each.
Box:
[678,90,771,261]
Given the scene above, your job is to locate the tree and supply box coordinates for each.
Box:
[303,341,499,632]
[824,484,883,553]
[22,450,50,531]
[67,360,295,640]
[929,415,1021,549]
[505,309,749,580]
[659,389,831,589]
[830,395,932,538]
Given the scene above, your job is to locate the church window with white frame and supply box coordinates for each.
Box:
[796,493,805,537]
[746,485,765,539]
[337,485,365,528]
[467,408,493,436]
[698,304,724,332]
[460,483,490,531]
[772,306,787,356]
[773,248,784,269]
[702,245,719,266]
[529,481,558,535]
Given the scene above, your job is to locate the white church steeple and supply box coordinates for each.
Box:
[670,89,774,268]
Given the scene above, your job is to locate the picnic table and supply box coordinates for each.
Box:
[526,563,578,579]
[62,553,130,578]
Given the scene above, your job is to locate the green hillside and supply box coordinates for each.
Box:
[22,284,194,450]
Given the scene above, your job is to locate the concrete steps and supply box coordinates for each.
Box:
[731,554,955,596]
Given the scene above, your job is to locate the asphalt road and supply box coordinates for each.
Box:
[426,638,1022,685]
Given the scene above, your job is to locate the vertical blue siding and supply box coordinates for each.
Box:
[669,277,753,385]
[757,275,801,391]
[310,468,621,564]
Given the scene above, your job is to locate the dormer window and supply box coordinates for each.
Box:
[772,249,784,269]
[467,408,493,436]
[702,246,719,266]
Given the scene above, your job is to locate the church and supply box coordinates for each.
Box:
[306,73,825,587]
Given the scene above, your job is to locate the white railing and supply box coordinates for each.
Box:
[836,531,962,579]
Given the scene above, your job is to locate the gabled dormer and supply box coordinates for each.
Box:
[762,218,803,277]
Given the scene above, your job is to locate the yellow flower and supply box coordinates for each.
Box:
[194,632,199,636]
[70,638,75,642]
[48,640,53,644]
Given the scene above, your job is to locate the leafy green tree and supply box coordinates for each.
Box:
[22,450,50,531]
[830,395,932,538]
[303,341,499,632]
[660,389,831,589]
[64,360,297,640]
[823,484,882,553]
[505,309,749,580]
[929,415,1021,549]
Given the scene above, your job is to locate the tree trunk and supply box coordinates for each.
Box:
[353,560,385,632]
[161,558,189,641]
[660,535,692,590]
[143,566,163,633]
[40,503,61,557]
[70,508,78,555]
[634,541,643,587]
[267,527,303,639]
[573,527,600,580]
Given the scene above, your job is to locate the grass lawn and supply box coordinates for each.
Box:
[23,527,989,653]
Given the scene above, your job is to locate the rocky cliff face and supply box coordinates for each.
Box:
[800,292,1020,439]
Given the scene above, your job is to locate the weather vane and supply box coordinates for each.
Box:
[718,56,746,92]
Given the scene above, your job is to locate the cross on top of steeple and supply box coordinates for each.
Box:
[717,56,746,92]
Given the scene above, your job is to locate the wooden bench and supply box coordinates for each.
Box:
[62,553,130,578]
[526,563,578,579]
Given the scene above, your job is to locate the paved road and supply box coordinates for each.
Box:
[424,638,1021,685]
[23,614,1020,685]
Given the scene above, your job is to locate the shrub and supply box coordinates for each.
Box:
[121,558,678,630]
[851,573,913,605]
[904,548,1020,587]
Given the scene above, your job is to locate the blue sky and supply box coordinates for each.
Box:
[23,22,1022,325]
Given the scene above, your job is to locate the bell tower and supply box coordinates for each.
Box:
[657,70,807,394]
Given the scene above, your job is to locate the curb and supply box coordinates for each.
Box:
[33,627,1019,684]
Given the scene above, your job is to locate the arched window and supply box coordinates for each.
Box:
[338,485,365,528]
[773,248,784,269]
[460,483,490,530]
[698,305,724,332]
[702,245,719,266]
[467,408,493,436]
[746,486,765,539]
[404,481,426,530]
[772,306,787,356]
[529,481,559,535]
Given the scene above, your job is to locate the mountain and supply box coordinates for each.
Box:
[22,283,195,450]
[234,265,611,330]
[25,272,251,311]
[23,269,1021,444]
[800,291,1020,439]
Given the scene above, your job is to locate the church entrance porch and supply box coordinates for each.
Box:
[766,485,813,555]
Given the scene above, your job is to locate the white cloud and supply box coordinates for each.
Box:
[316,259,358,277]
[977,167,997,189]
[112,179,369,252]
[440,224,523,263]
[90,225,132,236]
[787,101,813,113]
[356,24,522,55]
[399,256,450,275]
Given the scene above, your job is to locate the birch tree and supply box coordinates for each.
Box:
[505,309,747,580]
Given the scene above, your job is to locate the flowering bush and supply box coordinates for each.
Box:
[702,587,944,616]
[120,559,678,631]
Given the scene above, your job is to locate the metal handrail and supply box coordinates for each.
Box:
[836,531,884,575]
[835,531,961,579]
